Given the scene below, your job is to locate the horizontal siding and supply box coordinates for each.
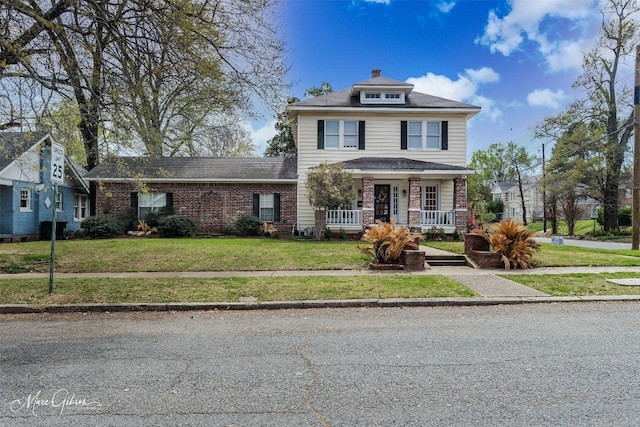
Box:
[296,112,470,229]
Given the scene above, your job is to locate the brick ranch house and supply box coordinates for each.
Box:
[85,70,480,235]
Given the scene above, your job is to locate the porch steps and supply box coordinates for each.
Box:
[425,254,470,267]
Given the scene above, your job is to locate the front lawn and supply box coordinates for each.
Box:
[505,272,640,296]
[0,275,476,305]
[0,238,371,273]
[423,241,640,267]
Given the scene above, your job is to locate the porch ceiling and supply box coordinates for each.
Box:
[335,157,473,176]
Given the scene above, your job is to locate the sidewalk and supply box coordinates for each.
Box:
[3,264,640,314]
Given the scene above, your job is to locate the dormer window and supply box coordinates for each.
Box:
[360,91,405,104]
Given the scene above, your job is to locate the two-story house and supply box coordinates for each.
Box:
[0,131,90,241]
[290,70,480,234]
[85,70,480,236]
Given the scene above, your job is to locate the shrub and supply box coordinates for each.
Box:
[118,207,138,232]
[486,199,504,215]
[478,219,540,269]
[338,228,347,240]
[618,207,632,227]
[158,214,197,237]
[144,206,175,228]
[360,219,421,264]
[452,228,461,241]
[235,214,263,236]
[324,226,332,240]
[81,214,125,238]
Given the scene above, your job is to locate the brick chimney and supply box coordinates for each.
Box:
[371,69,381,78]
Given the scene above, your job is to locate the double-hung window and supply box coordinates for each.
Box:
[138,193,167,219]
[20,189,31,212]
[408,121,441,150]
[325,120,358,149]
[74,194,89,221]
[401,120,448,150]
[253,193,281,222]
[55,191,63,211]
[318,120,364,150]
[259,194,274,222]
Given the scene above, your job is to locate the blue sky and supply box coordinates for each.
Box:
[249,0,635,160]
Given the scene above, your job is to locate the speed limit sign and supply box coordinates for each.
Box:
[50,141,65,184]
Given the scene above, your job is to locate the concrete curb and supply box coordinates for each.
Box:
[2,295,640,314]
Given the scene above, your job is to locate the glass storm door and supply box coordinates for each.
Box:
[374,184,390,223]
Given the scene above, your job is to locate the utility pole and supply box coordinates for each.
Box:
[542,143,547,233]
[632,45,640,250]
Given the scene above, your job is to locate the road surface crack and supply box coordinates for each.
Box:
[297,331,332,427]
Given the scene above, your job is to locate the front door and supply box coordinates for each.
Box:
[374,184,390,223]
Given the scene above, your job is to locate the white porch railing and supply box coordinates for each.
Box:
[326,209,363,226]
[420,210,455,226]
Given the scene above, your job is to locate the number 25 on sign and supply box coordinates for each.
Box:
[50,142,65,184]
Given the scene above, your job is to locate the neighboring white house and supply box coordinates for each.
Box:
[491,178,544,223]
[289,69,481,233]
[492,177,600,223]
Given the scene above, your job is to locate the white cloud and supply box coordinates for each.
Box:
[476,0,599,72]
[242,119,277,156]
[362,0,391,4]
[527,88,567,109]
[437,1,456,13]
[406,68,502,122]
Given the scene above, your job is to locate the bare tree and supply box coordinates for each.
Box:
[535,0,639,231]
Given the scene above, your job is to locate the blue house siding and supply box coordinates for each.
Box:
[12,181,39,239]
[0,132,88,241]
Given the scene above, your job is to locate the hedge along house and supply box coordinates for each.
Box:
[0,131,90,241]
[83,157,298,234]
[289,70,481,234]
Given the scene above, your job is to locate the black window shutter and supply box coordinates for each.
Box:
[358,121,365,150]
[400,121,407,150]
[165,192,173,208]
[441,121,448,150]
[252,193,260,217]
[131,192,138,208]
[274,193,281,222]
[317,120,324,150]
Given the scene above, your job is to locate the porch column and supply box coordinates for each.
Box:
[362,177,374,227]
[453,177,467,233]
[408,177,421,227]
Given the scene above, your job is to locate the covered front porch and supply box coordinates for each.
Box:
[322,158,471,234]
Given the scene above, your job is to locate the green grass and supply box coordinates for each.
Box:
[423,241,640,267]
[527,219,598,235]
[0,238,371,273]
[505,272,640,296]
[0,275,476,305]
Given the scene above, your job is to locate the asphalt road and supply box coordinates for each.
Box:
[534,237,631,250]
[2,303,640,426]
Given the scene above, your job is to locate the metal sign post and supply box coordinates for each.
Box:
[49,142,65,294]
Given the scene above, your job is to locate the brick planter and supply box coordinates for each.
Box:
[401,250,425,271]
[464,233,503,269]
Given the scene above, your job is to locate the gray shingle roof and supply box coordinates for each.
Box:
[336,157,473,173]
[84,157,298,181]
[0,131,48,171]
[292,76,480,110]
